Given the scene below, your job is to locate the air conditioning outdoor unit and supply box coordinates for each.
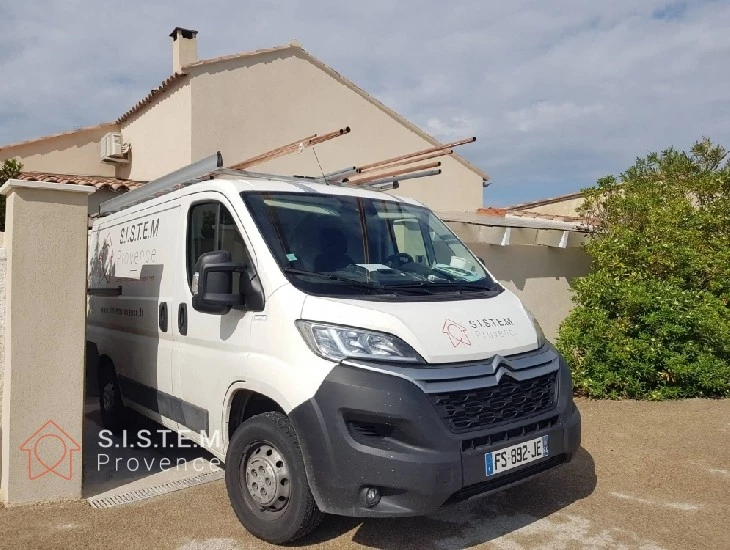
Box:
[100,132,130,163]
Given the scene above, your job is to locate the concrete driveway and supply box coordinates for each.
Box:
[1,398,728,550]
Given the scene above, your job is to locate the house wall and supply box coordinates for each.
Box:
[0,50,484,212]
[188,50,484,212]
[0,126,118,177]
[119,79,192,182]
[513,197,585,218]
[456,238,591,341]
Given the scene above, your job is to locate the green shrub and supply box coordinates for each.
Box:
[0,158,23,231]
[557,139,730,399]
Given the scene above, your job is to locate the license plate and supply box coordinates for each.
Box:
[485,435,548,476]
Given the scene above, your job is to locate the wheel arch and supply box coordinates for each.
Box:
[223,383,288,442]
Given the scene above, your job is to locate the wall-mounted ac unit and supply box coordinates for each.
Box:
[100,132,130,163]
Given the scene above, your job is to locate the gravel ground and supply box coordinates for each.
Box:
[1,398,728,550]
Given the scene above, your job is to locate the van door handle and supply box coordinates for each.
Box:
[178,303,187,335]
[159,302,168,332]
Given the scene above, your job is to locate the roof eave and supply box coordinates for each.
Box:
[506,190,584,211]
[0,122,118,152]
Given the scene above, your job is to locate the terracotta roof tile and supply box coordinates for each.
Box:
[18,172,143,192]
[506,190,584,211]
[476,207,507,217]
[508,209,582,222]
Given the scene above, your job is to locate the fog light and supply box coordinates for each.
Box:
[362,487,381,508]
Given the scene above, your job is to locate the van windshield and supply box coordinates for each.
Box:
[242,192,500,299]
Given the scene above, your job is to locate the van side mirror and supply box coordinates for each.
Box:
[192,250,246,314]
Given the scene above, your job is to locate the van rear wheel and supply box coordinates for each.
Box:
[97,358,128,434]
[225,411,322,543]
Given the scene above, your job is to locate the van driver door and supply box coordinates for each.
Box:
[171,192,254,441]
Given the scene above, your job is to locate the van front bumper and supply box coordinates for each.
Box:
[289,351,581,517]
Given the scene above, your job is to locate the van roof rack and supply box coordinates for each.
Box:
[97,156,443,217]
[98,152,223,216]
[97,130,476,216]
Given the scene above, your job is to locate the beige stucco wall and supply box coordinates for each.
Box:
[515,197,585,218]
[1,181,92,504]
[188,50,484,211]
[0,126,118,177]
[459,240,590,341]
[119,79,192,181]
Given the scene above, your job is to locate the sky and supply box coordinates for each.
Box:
[1,1,729,206]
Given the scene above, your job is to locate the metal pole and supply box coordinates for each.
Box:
[357,149,453,173]
[321,166,358,178]
[343,161,441,185]
[369,182,399,191]
[229,127,350,170]
[354,137,475,172]
[229,134,316,170]
[359,169,442,188]
[99,152,223,216]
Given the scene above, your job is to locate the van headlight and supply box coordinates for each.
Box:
[295,320,422,363]
[524,308,547,348]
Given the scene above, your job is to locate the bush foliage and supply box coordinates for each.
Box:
[0,158,23,231]
[557,138,730,399]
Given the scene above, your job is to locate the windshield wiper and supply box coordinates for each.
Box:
[383,281,497,294]
[283,268,392,294]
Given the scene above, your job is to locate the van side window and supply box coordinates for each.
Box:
[187,202,250,292]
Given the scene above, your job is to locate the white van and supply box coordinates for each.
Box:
[87,155,580,544]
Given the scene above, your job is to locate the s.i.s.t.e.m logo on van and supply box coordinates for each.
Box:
[119,218,160,244]
[442,319,471,347]
[20,420,80,481]
[468,317,514,329]
[468,317,519,341]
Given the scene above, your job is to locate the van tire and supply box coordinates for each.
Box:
[225,411,323,543]
[97,358,128,434]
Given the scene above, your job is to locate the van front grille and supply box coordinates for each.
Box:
[461,415,559,452]
[429,372,557,434]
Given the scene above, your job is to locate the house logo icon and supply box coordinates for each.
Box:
[20,420,80,481]
[442,319,471,347]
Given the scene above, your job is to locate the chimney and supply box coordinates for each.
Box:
[169,27,198,73]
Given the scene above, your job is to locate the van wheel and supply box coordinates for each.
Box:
[98,358,127,434]
[225,412,323,543]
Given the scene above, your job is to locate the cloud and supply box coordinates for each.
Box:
[505,102,606,134]
[1,0,729,205]
[425,115,481,141]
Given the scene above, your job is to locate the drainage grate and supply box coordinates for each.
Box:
[87,469,224,509]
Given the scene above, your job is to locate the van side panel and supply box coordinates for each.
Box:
[87,203,180,429]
